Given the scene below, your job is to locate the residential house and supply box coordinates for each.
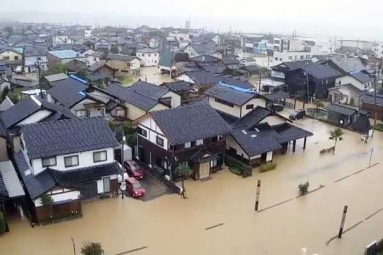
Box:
[0,95,77,151]
[23,46,48,73]
[225,106,312,166]
[134,103,231,180]
[204,83,268,119]
[161,81,193,104]
[320,57,366,75]
[88,61,116,77]
[65,60,88,74]
[136,48,159,67]
[183,42,216,58]
[0,96,14,112]
[335,71,373,91]
[52,35,74,46]
[285,64,342,100]
[86,51,105,67]
[325,103,371,134]
[175,70,220,94]
[14,117,121,223]
[105,81,180,121]
[271,60,313,81]
[0,49,23,66]
[328,84,363,106]
[43,73,69,86]
[94,38,111,52]
[361,93,383,120]
[9,77,38,89]
[47,50,86,67]
[104,54,141,76]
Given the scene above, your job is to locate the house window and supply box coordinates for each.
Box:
[246,104,254,110]
[211,136,218,142]
[93,57,96,61]
[154,54,157,57]
[196,139,203,146]
[14,56,19,60]
[191,141,196,147]
[300,55,304,60]
[76,109,87,117]
[148,54,151,57]
[64,155,79,167]
[37,57,41,61]
[142,53,145,57]
[275,57,278,61]
[218,134,224,141]
[210,158,218,168]
[185,142,191,148]
[42,157,57,167]
[93,151,107,162]
[215,98,234,107]
[137,127,147,137]
[156,136,164,147]
[116,109,125,116]
[3,56,9,60]
[103,177,110,193]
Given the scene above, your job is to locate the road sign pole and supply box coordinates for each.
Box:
[338,205,348,238]
[255,180,261,211]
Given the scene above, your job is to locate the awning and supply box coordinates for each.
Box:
[274,123,313,144]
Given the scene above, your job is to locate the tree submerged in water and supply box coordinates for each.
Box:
[329,128,344,155]
[298,181,310,195]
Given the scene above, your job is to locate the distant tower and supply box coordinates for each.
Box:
[185,12,191,29]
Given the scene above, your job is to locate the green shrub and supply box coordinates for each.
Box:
[298,181,310,195]
[319,146,335,154]
[225,155,252,176]
[259,163,277,173]
[0,211,6,234]
[373,123,383,132]
[242,167,253,178]
[41,194,53,208]
[229,167,242,175]
[81,242,104,255]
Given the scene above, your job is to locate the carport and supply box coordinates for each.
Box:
[274,123,313,153]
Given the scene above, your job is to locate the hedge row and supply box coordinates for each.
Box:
[225,155,253,178]
[259,163,277,173]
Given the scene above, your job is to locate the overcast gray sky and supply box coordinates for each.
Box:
[1,0,382,41]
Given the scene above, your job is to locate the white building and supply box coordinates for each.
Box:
[86,52,104,67]
[373,43,383,58]
[14,117,121,223]
[136,48,159,67]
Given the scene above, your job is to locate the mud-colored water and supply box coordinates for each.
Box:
[1,119,383,255]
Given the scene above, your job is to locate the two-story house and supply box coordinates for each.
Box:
[23,46,48,73]
[134,103,231,180]
[104,54,141,76]
[14,117,121,223]
[136,48,159,67]
[47,50,86,67]
[335,71,373,91]
[0,48,23,66]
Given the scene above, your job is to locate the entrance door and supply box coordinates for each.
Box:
[139,146,146,164]
[199,162,210,179]
[81,182,98,200]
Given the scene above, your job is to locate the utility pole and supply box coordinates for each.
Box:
[369,148,374,167]
[121,135,126,199]
[338,205,348,238]
[258,69,262,93]
[305,61,310,104]
[255,180,261,211]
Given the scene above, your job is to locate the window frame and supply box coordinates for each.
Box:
[42,156,57,167]
[64,155,79,168]
[93,150,107,163]
[75,109,87,117]
[156,136,164,147]
[137,127,148,137]
[246,104,254,110]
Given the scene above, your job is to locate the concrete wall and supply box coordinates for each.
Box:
[241,98,267,117]
[34,190,80,207]
[259,115,286,126]
[31,148,115,175]
[208,96,241,118]
[162,91,181,108]
[136,52,159,67]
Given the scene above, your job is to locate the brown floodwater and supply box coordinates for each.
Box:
[1,117,383,255]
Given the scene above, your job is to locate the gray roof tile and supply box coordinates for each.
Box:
[48,77,89,107]
[274,123,313,144]
[204,84,258,106]
[21,117,119,159]
[350,71,373,83]
[151,104,231,145]
[129,81,169,100]
[326,103,358,116]
[0,160,25,198]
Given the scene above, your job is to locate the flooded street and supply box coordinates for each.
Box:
[139,67,174,85]
[1,119,383,255]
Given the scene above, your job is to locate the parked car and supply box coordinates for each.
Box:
[126,178,145,198]
[271,103,284,112]
[289,109,306,120]
[124,160,146,179]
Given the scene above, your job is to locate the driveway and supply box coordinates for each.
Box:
[124,170,172,201]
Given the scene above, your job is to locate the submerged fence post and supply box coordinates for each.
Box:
[255,180,261,211]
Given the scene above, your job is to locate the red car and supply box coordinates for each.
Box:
[124,160,146,179]
[126,178,145,198]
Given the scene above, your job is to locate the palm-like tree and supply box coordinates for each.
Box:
[176,162,192,199]
[314,101,325,118]
[329,128,344,154]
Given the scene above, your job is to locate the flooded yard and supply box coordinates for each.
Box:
[1,119,383,255]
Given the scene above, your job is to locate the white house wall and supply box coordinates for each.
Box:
[71,98,97,112]
[138,115,168,149]
[208,97,241,118]
[96,174,117,194]
[18,110,52,126]
[136,52,159,67]
[175,74,195,84]
[335,76,365,90]
[126,103,146,121]
[31,148,115,175]
[148,103,170,112]
[241,98,267,117]
[162,91,181,108]
[259,115,286,126]
[34,190,80,207]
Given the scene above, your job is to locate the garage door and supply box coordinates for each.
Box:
[81,182,98,200]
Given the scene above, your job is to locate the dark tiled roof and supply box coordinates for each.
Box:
[129,81,169,100]
[49,162,121,186]
[273,60,313,71]
[163,81,192,92]
[21,117,119,159]
[184,70,220,86]
[24,46,47,57]
[105,53,137,62]
[326,103,358,116]
[231,127,282,157]
[0,97,41,128]
[190,55,220,63]
[204,84,257,106]
[220,76,254,89]
[86,72,112,82]
[361,93,383,106]
[328,58,365,73]
[353,114,371,133]
[202,65,227,74]
[232,106,271,129]
[221,57,240,65]
[262,91,290,101]
[0,171,8,199]
[39,99,77,119]
[329,84,363,95]
[273,123,313,144]
[216,110,240,125]
[151,104,231,145]
[65,60,87,72]
[303,65,342,80]
[350,71,373,83]
[105,83,159,111]
[48,77,89,107]
[14,151,56,199]
[159,50,175,67]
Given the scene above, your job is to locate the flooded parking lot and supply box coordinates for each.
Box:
[1,119,383,255]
